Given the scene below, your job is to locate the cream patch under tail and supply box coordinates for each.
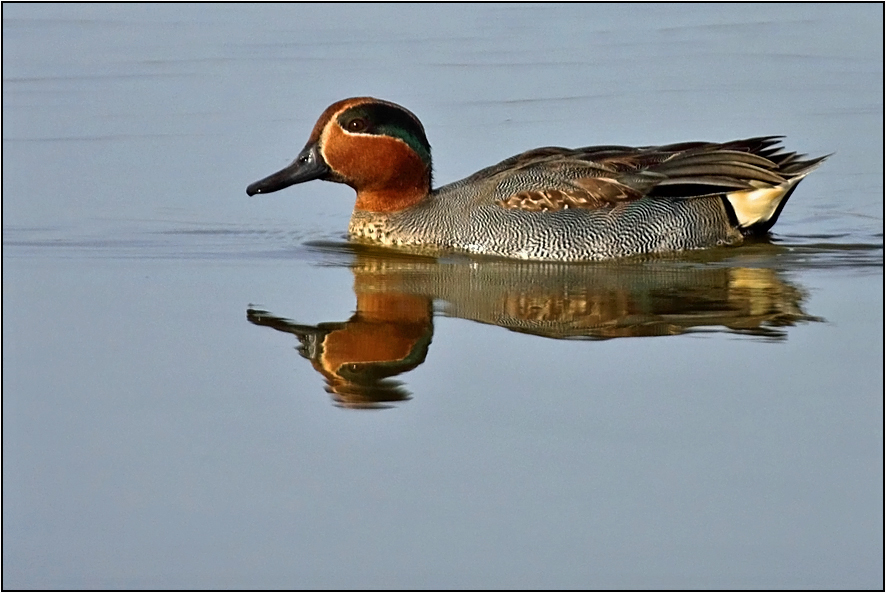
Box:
[725,155,828,235]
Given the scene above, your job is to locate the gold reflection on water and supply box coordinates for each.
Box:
[248,250,821,408]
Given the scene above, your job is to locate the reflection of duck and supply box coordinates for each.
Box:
[434,260,819,339]
[248,249,821,408]
[247,97,827,260]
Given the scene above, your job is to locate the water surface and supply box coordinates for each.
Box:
[3,4,883,589]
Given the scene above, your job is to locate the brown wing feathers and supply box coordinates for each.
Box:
[499,177,645,212]
[496,136,823,212]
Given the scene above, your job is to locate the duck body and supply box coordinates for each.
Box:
[347,152,745,260]
[247,97,827,261]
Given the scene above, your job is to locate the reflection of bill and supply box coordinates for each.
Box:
[248,250,821,408]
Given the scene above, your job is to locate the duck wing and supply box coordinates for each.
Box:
[492,136,827,212]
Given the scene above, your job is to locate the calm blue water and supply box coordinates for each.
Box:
[3,4,883,589]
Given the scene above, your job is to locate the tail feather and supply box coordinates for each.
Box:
[635,137,829,233]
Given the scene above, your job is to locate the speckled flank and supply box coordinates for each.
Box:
[351,191,742,261]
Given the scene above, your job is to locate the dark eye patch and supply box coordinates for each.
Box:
[337,103,432,166]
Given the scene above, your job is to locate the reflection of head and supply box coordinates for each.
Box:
[308,316,433,408]
[247,298,433,409]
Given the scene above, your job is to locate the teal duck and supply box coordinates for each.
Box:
[247,97,827,261]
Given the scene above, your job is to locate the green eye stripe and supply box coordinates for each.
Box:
[338,104,432,166]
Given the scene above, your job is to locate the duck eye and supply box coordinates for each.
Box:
[346,118,367,133]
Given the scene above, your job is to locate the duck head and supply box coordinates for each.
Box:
[247,97,432,212]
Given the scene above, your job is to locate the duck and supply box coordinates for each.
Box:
[247,97,827,261]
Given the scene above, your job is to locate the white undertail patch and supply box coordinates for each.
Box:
[725,178,800,228]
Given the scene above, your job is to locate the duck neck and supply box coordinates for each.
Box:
[353,172,430,213]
